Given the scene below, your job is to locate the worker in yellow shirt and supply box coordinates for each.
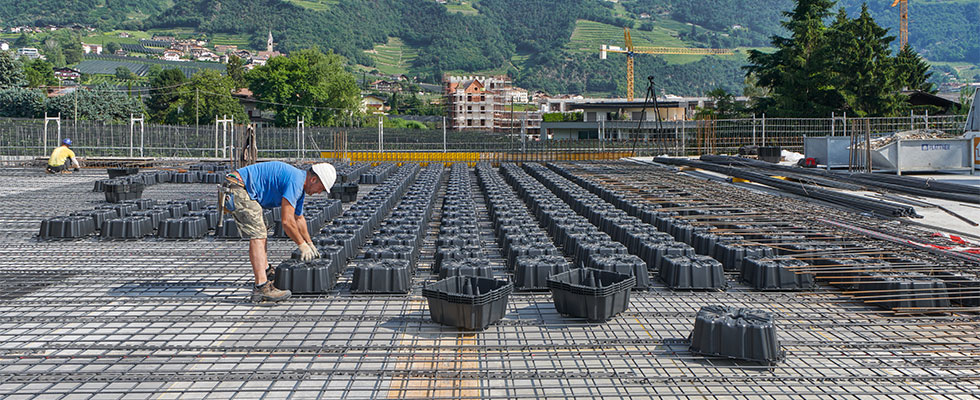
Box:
[47,138,81,174]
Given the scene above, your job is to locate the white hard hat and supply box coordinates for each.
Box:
[311,163,337,193]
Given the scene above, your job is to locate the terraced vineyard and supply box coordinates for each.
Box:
[363,37,419,75]
[284,0,338,11]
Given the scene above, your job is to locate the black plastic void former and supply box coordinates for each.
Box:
[548,163,822,291]
[652,157,920,217]
[336,163,371,184]
[699,155,980,204]
[433,164,492,279]
[547,268,634,322]
[501,164,652,290]
[524,163,722,291]
[277,164,418,294]
[359,163,398,184]
[475,164,569,291]
[689,305,784,364]
[351,164,444,294]
[423,275,513,331]
[560,162,962,310]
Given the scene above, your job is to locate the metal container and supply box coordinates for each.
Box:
[870,138,974,175]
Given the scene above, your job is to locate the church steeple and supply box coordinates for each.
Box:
[267,30,274,53]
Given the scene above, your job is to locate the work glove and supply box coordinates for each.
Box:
[307,242,321,259]
[297,242,316,262]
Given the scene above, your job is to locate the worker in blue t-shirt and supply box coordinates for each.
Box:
[223,161,337,304]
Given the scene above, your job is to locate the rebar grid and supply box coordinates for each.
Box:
[0,167,977,398]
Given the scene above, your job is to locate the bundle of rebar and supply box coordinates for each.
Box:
[699,155,980,204]
[654,157,920,218]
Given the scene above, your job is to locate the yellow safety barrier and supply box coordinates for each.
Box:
[320,151,634,164]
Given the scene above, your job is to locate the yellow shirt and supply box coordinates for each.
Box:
[49,146,76,167]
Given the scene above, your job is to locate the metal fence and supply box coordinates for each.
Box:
[0,114,967,161]
[593,113,967,155]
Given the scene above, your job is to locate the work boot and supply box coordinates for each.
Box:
[251,282,291,305]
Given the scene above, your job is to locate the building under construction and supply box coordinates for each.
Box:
[444,75,542,135]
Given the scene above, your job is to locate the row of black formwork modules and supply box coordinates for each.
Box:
[558,161,978,312]
[352,164,444,294]
[511,163,784,362]
[277,164,420,294]
[40,192,340,241]
[423,164,513,330]
[494,164,635,323]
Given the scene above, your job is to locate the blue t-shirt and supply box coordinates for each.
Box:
[236,161,306,215]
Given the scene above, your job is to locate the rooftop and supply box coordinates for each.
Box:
[0,162,977,398]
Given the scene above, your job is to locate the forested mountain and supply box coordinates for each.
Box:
[2,0,976,96]
[0,0,169,30]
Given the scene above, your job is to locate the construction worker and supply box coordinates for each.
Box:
[47,138,80,174]
[224,161,337,304]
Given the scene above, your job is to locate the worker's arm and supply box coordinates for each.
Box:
[294,213,313,244]
[68,149,80,168]
[279,199,304,246]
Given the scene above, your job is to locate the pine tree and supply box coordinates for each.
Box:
[0,51,25,88]
[829,4,903,117]
[894,44,934,93]
[744,0,841,117]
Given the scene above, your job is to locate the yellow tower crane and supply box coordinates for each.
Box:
[600,27,734,101]
[891,0,909,49]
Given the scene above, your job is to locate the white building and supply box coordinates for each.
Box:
[0,41,8,51]
[16,47,41,59]
[81,43,102,54]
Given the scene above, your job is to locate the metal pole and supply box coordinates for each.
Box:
[681,120,686,156]
[830,112,835,137]
[214,117,219,158]
[129,113,133,157]
[195,88,199,139]
[222,115,228,159]
[761,113,766,146]
[443,117,447,153]
[752,114,756,145]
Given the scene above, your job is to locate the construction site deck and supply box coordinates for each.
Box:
[1,160,978,399]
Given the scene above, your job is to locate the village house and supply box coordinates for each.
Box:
[53,67,81,82]
[371,80,402,93]
[161,50,182,61]
[81,43,102,54]
[361,95,390,114]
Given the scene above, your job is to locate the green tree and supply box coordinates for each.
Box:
[0,51,25,88]
[744,0,842,117]
[115,66,135,80]
[0,87,46,117]
[59,33,84,65]
[826,5,903,117]
[706,87,745,118]
[23,59,57,87]
[105,42,121,55]
[42,39,66,67]
[146,68,188,124]
[46,83,144,122]
[894,44,933,93]
[165,69,247,125]
[146,64,164,82]
[226,54,247,89]
[13,33,32,47]
[247,48,361,127]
